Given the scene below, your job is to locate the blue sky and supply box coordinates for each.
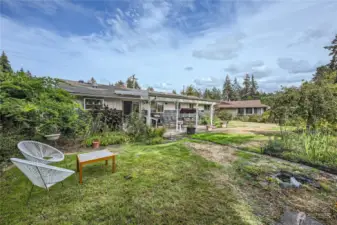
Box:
[1,0,337,92]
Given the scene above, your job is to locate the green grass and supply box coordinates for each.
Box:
[0,143,256,225]
[191,133,265,145]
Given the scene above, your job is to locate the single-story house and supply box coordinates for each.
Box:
[59,80,218,130]
[216,100,269,117]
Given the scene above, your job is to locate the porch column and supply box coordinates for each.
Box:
[175,101,179,131]
[195,103,199,128]
[210,104,214,126]
[244,108,246,115]
[139,101,142,117]
[147,98,151,126]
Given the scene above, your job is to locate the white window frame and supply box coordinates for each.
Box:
[84,98,104,110]
[151,102,164,113]
[189,103,194,109]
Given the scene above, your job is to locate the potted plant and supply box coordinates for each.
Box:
[92,139,100,149]
[43,124,61,140]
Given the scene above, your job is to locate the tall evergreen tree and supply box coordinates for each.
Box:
[26,70,32,77]
[222,75,233,100]
[88,77,96,84]
[147,86,154,91]
[126,74,141,89]
[115,80,125,87]
[203,88,212,99]
[250,74,258,98]
[0,51,13,73]
[172,89,177,94]
[232,77,241,100]
[241,74,251,99]
[185,85,199,97]
[211,87,222,100]
[324,34,337,70]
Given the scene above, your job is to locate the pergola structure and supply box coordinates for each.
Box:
[145,96,216,131]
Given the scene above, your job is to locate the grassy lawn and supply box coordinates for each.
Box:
[0,143,258,225]
[191,132,267,145]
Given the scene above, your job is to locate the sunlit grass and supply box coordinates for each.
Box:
[0,143,254,225]
[191,133,266,145]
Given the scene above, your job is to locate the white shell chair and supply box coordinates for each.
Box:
[10,158,75,204]
[18,141,64,164]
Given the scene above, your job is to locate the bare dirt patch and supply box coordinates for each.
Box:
[184,141,337,225]
[184,142,237,164]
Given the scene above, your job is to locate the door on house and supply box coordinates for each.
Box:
[123,101,132,118]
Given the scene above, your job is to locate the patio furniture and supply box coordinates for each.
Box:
[18,141,65,164]
[77,150,116,184]
[10,158,75,204]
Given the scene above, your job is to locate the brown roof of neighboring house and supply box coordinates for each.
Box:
[217,100,268,109]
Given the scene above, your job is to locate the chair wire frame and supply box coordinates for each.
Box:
[10,158,75,205]
[17,141,64,164]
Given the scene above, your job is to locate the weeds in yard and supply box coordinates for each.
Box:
[263,131,337,168]
[191,133,264,145]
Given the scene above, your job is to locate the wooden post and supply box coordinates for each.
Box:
[176,101,179,131]
[147,98,151,126]
[139,101,142,118]
[195,103,199,128]
[210,104,214,126]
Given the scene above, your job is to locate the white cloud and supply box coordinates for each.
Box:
[1,0,337,93]
[224,60,271,78]
[277,58,324,74]
[192,33,244,61]
[194,77,224,88]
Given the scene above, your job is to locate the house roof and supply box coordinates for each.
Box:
[217,100,268,108]
[58,80,217,102]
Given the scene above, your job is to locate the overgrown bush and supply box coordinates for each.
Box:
[0,73,83,137]
[90,105,122,132]
[234,115,250,122]
[0,133,23,172]
[84,132,130,147]
[125,112,148,141]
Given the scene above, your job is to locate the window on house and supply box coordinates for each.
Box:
[204,105,210,110]
[238,108,244,115]
[189,104,194,109]
[84,98,104,110]
[254,108,261,114]
[151,102,164,113]
[246,108,253,114]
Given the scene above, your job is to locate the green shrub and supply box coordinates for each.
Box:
[217,111,232,121]
[125,112,148,141]
[0,133,23,171]
[235,116,249,122]
[84,132,130,147]
[146,137,164,145]
[248,115,262,122]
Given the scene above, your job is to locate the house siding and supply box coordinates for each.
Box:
[105,98,122,110]
[164,102,176,110]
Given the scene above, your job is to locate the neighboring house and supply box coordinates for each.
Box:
[217,100,268,117]
[59,80,217,130]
